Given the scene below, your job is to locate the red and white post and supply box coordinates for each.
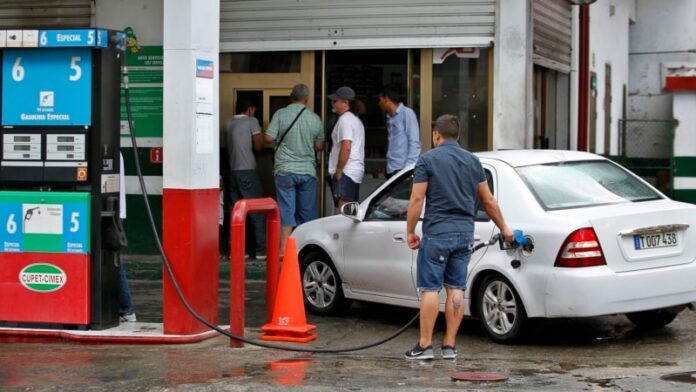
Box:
[162,0,220,334]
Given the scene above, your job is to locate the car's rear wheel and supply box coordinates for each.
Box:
[626,308,679,329]
[300,251,350,315]
[476,274,529,344]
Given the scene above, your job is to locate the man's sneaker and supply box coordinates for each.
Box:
[404,343,434,360]
[441,345,458,359]
[120,312,137,322]
[255,253,267,261]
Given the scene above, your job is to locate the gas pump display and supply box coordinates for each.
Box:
[0,28,124,329]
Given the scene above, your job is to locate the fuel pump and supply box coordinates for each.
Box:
[0,28,125,330]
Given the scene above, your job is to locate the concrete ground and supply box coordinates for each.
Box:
[2,258,696,391]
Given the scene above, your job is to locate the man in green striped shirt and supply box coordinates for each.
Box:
[264,84,325,254]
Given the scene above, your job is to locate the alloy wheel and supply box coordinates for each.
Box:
[303,259,338,309]
[481,279,518,335]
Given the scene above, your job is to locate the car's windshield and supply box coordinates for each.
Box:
[517,160,662,210]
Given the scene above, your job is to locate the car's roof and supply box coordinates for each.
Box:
[475,149,604,168]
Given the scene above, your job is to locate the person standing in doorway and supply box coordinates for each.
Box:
[378,85,421,178]
[225,99,267,260]
[404,114,513,360]
[328,86,365,208]
[264,84,324,255]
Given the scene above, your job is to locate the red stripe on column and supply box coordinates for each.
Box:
[163,188,219,335]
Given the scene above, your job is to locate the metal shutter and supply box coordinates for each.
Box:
[0,0,93,29]
[220,0,496,52]
[532,0,572,73]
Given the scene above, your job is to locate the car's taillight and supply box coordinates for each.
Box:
[555,228,606,267]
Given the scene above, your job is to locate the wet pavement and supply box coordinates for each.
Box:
[2,258,696,391]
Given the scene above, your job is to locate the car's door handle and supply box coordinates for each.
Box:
[393,233,406,242]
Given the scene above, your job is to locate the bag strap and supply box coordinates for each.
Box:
[276,107,306,149]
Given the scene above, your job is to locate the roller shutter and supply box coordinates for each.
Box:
[533,0,572,73]
[220,0,496,52]
[0,0,93,29]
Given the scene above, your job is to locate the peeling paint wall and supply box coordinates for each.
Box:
[493,0,533,150]
[95,0,163,45]
[588,0,633,155]
[629,0,696,120]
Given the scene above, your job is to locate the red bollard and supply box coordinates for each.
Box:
[229,198,280,347]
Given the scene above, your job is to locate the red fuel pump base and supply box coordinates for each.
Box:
[0,323,227,344]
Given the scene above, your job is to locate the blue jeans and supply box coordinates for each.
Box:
[118,259,134,315]
[229,170,266,255]
[417,232,474,291]
[274,172,318,227]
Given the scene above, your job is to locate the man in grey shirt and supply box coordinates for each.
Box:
[225,99,266,260]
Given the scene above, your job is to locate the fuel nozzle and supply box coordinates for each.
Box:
[498,229,534,252]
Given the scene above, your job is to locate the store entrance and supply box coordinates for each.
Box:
[323,49,414,199]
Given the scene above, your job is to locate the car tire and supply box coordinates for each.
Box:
[300,251,350,315]
[626,308,678,329]
[476,274,529,344]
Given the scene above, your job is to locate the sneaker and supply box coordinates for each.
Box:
[404,343,434,360]
[255,253,267,261]
[120,312,137,322]
[441,345,457,359]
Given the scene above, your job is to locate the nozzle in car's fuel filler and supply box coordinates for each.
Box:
[499,230,529,250]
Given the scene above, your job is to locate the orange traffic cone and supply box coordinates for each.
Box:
[261,237,317,343]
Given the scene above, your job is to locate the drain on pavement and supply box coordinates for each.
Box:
[450,372,508,382]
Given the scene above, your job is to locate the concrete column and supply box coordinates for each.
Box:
[162,0,220,334]
[673,92,696,203]
[493,0,533,150]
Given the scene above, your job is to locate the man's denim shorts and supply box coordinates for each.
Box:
[331,174,360,206]
[274,172,318,227]
[416,232,474,292]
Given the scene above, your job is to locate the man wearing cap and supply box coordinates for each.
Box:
[328,86,365,208]
[378,85,421,178]
[265,83,325,254]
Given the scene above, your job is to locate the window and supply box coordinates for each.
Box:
[364,168,494,221]
[476,169,494,222]
[517,160,662,211]
[365,173,413,220]
[432,48,489,151]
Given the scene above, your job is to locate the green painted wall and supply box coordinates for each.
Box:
[123,194,162,254]
[674,157,696,177]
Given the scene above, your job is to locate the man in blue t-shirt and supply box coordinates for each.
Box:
[404,114,513,360]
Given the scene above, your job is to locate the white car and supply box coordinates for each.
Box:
[292,150,696,343]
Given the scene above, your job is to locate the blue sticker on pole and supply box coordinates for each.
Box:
[196,59,214,79]
[1,48,92,126]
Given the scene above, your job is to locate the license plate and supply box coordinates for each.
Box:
[634,231,678,250]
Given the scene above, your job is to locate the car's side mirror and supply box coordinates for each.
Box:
[340,202,361,222]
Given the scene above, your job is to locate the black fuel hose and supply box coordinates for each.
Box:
[121,59,421,353]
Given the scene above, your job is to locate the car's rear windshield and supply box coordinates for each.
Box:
[517,160,662,210]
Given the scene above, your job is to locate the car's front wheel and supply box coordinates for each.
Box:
[476,274,529,344]
[626,308,679,329]
[300,251,350,315]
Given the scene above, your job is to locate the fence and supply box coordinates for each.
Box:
[616,119,677,198]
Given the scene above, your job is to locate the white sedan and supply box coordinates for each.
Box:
[292,150,696,343]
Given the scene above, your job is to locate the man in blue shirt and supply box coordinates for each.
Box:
[404,114,513,360]
[378,86,421,178]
